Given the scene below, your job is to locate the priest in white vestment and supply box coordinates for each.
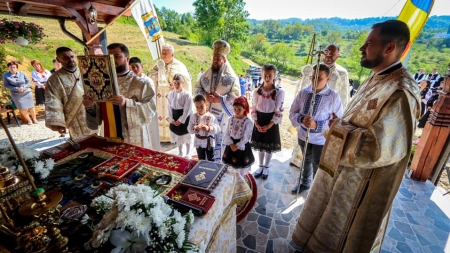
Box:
[129,56,160,150]
[45,47,96,140]
[149,44,191,142]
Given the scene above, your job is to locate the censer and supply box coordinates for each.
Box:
[0,114,68,252]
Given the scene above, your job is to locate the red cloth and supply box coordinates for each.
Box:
[59,136,197,174]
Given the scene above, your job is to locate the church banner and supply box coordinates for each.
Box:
[131,0,164,60]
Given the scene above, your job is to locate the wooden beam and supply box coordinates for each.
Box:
[64,7,89,35]
[12,0,130,16]
[18,3,33,15]
[85,0,139,45]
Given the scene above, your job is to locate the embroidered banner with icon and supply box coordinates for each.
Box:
[131,0,164,59]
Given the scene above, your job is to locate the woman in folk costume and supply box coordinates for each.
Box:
[222,96,255,178]
[194,40,241,162]
[252,64,285,180]
[149,43,192,143]
[31,59,51,108]
[168,74,193,158]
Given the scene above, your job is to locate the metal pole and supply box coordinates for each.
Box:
[295,46,328,197]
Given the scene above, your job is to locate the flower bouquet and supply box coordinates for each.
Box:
[0,147,54,180]
[0,18,45,44]
[86,184,205,253]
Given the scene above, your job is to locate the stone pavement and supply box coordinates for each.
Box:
[235,149,450,253]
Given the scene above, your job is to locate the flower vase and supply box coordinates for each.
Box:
[14,36,29,46]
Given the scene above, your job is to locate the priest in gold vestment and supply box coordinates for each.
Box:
[83,43,156,148]
[292,20,420,253]
[45,47,96,140]
[149,44,191,142]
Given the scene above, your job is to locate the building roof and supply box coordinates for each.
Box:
[0,0,134,24]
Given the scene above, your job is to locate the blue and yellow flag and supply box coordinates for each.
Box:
[398,0,435,60]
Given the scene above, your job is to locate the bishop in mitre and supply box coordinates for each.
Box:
[194,40,240,162]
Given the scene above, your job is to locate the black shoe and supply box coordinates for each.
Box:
[291,185,310,194]
[261,166,269,180]
[253,166,263,178]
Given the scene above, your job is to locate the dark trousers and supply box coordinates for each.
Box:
[298,139,323,187]
[196,147,214,161]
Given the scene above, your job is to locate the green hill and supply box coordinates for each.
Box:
[0,14,249,84]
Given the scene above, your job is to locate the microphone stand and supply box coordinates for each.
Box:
[295,46,329,197]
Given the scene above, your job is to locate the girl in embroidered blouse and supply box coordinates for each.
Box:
[251,64,285,180]
[222,96,255,178]
[168,74,193,158]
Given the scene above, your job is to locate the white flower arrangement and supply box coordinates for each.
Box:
[88,184,205,253]
[0,147,54,179]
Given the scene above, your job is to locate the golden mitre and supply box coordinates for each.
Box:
[212,40,231,58]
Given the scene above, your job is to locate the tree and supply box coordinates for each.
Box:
[326,31,342,44]
[267,42,295,65]
[303,25,314,36]
[262,20,281,39]
[250,33,268,53]
[193,0,249,46]
[342,33,371,85]
[158,7,182,33]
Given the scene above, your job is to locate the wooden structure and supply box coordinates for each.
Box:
[0,0,136,55]
[411,76,450,181]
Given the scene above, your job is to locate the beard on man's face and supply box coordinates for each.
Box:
[212,62,223,72]
[116,64,127,73]
[360,52,384,69]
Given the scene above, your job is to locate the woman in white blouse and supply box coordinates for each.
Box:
[31,59,51,108]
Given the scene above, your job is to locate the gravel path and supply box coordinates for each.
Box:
[0,118,62,149]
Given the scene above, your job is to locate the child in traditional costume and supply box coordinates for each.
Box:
[188,95,221,161]
[168,74,193,158]
[251,64,285,180]
[222,96,255,178]
[289,63,343,194]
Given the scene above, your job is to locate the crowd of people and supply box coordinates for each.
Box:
[1,18,437,252]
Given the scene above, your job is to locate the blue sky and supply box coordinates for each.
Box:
[152,0,450,20]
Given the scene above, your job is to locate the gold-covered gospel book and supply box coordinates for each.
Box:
[78,55,119,102]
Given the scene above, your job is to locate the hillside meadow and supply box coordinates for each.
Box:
[0,14,250,84]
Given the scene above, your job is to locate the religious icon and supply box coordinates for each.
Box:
[141,11,162,42]
[155,174,172,186]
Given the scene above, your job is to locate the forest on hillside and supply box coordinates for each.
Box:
[154,0,449,85]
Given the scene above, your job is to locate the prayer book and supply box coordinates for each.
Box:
[180,160,227,193]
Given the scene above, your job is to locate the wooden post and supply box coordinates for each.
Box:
[411,77,450,181]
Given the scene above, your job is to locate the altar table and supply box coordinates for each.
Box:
[44,136,252,252]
